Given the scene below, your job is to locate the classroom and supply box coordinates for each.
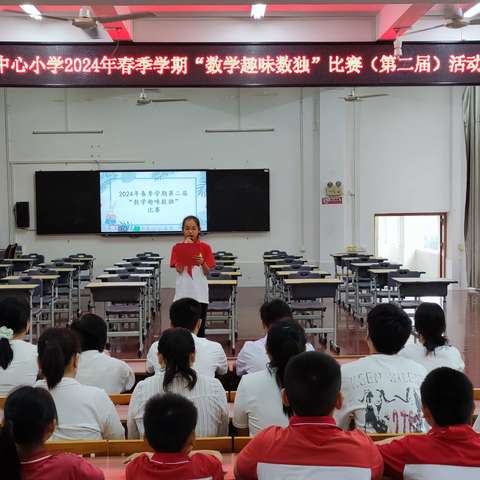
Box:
[0,2,480,480]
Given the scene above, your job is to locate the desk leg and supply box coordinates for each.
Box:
[29,292,33,343]
[50,280,55,328]
[68,273,73,324]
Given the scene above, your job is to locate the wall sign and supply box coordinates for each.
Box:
[1,42,480,87]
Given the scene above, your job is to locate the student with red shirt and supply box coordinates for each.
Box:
[0,385,104,480]
[234,351,383,480]
[170,215,215,337]
[126,392,224,480]
[379,367,480,479]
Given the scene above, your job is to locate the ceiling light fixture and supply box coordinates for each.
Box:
[464,3,480,18]
[251,4,267,20]
[19,4,42,20]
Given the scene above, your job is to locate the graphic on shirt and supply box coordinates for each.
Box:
[358,387,423,433]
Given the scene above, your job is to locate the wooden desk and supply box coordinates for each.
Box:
[269,263,312,270]
[276,270,329,277]
[208,279,238,286]
[3,274,59,281]
[393,278,458,299]
[284,278,342,285]
[213,271,242,277]
[106,267,155,272]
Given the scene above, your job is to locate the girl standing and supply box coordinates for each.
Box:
[170,216,215,337]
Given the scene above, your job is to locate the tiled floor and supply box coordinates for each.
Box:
[109,288,480,386]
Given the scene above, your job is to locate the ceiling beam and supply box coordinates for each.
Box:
[90,5,132,41]
[376,3,433,40]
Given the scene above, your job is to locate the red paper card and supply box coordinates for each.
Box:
[174,243,202,277]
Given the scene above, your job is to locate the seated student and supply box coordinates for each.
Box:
[71,313,135,394]
[146,298,227,377]
[35,327,125,441]
[335,303,427,434]
[234,351,383,480]
[233,319,306,436]
[380,367,480,479]
[0,297,38,395]
[399,302,465,372]
[236,298,313,376]
[126,393,224,480]
[128,328,228,439]
[0,385,104,480]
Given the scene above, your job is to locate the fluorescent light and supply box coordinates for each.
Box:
[20,4,42,20]
[464,3,480,18]
[251,4,267,20]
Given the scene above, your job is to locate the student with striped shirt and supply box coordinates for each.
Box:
[128,328,228,439]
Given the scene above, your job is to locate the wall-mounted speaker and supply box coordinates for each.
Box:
[15,202,30,228]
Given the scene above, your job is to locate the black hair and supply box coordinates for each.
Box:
[284,351,341,417]
[367,303,412,354]
[37,328,80,389]
[144,393,197,453]
[71,313,107,352]
[421,367,474,426]
[414,303,447,354]
[0,298,30,370]
[170,298,202,332]
[266,319,306,390]
[260,298,292,328]
[182,216,201,230]
[0,386,57,480]
[157,328,197,391]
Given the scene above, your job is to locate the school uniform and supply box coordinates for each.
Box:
[379,424,480,479]
[235,415,384,480]
[170,241,216,337]
[233,368,289,436]
[76,350,135,394]
[20,449,104,480]
[236,335,314,376]
[35,377,125,441]
[170,241,216,304]
[399,343,465,373]
[0,339,38,395]
[146,334,228,377]
[127,371,229,439]
[126,452,224,480]
[335,354,427,434]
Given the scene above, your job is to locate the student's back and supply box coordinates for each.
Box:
[146,297,227,377]
[399,303,465,373]
[126,393,223,480]
[36,328,124,441]
[0,386,104,480]
[335,304,427,434]
[72,314,135,394]
[379,368,480,479]
[235,352,383,480]
[0,298,38,395]
[128,328,228,439]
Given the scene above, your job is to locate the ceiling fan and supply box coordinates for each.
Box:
[3,6,157,38]
[341,88,389,103]
[401,5,480,36]
[136,89,188,106]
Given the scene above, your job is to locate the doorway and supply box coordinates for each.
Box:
[374,213,447,277]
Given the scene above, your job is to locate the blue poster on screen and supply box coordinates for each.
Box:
[100,171,207,233]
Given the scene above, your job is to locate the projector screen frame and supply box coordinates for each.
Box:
[99,168,208,236]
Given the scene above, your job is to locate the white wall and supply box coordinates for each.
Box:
[1,85,467,287]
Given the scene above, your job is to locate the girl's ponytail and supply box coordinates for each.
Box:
[38,328,80,389]
[414,303,448,354]
[0,417,20,480]
[157,328,197,391]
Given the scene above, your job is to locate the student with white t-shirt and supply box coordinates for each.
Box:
[170,216,216,338]
[35,327,124,441]
[335,303,428,434]
[236,299,314,376]
[128,328,228,439]
[0,298,38,396]
[399,302,465,373]
[72,313,135,394]
[146,298,227,377]
[234,319,306,436]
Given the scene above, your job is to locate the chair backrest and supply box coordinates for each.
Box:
[208,271,229,280]
[290,272,322,279]
[209,283,234,302]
